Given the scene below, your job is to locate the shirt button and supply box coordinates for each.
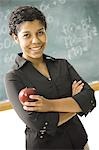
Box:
[43,126,47,129]
[40,135,43,139]
[91,100,93,103]
[92,103,95,106]
[40,129,46,133]
[45,122,48,125]
[48,77,51,81]
[41,132,44,135]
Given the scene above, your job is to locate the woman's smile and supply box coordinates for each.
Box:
[30,45,43,51]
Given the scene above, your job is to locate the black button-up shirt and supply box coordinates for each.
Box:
[4,53,96,149]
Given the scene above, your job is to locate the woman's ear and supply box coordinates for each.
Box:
[12,34,19,44]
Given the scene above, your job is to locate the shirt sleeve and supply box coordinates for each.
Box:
[4,72,59,135]
[65,60,96,116]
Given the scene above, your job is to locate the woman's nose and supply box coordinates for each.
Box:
[32,36,40,44]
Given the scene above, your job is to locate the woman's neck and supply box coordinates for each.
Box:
[22,54,44,66]
[31,57,44,67]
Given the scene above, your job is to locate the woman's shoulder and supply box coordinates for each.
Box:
[44,54,69,64]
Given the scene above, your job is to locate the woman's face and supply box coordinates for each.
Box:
[14,20,47,61]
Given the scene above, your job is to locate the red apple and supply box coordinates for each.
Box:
[18,87,37,103]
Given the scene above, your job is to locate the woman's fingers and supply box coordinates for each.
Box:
[23,95,42,106]
[75,83,84,92]
[72,80,84,96]
[72,80,83,88]
[22,95,52,112]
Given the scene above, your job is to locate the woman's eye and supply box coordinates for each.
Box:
[23,34,30,38]
[38,31,44,36]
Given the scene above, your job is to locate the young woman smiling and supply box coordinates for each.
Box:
[4,6,96,150]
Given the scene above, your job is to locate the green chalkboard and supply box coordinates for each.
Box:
[0,0,99,101]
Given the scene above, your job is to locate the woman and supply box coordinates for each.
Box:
[4,6,96,150]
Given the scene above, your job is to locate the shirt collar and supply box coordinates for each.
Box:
[43,54,55,61]
[13,53,55,70]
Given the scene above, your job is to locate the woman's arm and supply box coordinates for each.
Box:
[4,72,59,135]
[58,80,84,126]
[23,80,84,113]
[20,80,81,126]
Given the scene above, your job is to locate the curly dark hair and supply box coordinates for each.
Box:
[9,5,47,36]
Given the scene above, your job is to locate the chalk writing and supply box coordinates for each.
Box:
[0,39,15,50]
[4,53,17,64]
[62,16,98,59]
[39,2,49,12]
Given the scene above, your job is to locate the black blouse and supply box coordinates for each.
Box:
[4,53,96,149]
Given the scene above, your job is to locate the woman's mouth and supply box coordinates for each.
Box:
[30,46,42,51]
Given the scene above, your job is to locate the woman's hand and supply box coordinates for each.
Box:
[72,80,84,96]
[23,95,53,112]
